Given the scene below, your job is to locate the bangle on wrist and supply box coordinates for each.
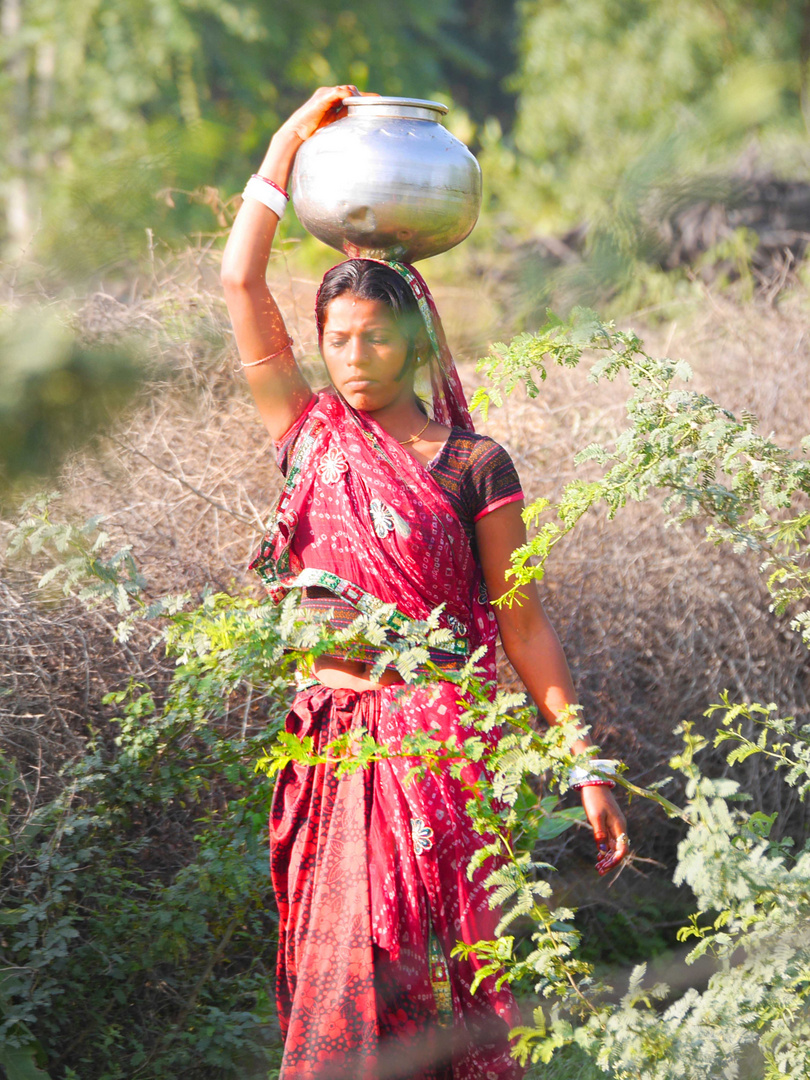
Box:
[251,174,289,200]
[242,175,289,219]
[568,758,618,790]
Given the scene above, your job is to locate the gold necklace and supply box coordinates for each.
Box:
[397,417,431,446]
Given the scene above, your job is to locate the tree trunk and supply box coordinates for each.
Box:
[1,0,31,252]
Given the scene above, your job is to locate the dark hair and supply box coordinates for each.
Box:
[315,260,424,370]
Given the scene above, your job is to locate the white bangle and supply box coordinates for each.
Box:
[568,758,618,790]
[242,175,288,220]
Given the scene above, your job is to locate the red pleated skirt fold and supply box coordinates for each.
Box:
[270,682,524,1080]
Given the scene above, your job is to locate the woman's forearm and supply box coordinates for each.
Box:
[219,87,359,441]
[478,505,628,866]
[500,613,592,755]
[476,505,592,753]
[222,86,360,295]
[257,128,303,186]
[220,127,310,441]
[501,599,629,871]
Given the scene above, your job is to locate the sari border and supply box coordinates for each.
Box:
[273,393,317,472]
[286,566,470,656]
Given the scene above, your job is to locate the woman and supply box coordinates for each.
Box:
[222,86,628,1080]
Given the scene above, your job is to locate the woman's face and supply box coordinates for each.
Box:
[320,294,414,413]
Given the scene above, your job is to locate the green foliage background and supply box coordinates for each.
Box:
[498,0,810,228]
[0,0,518,274]
[3,0,810,275]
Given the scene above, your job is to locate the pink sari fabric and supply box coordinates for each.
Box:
[272,681,524,1080]
[251,390,498,677]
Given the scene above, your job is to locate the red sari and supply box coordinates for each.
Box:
[251,262,524,1080]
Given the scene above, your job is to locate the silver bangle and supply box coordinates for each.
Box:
[568,758,618,790]
[242,175,288,220]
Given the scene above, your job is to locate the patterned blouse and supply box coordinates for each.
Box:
[425,429,523,559]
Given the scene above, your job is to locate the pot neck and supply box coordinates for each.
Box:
[343,96,448,123]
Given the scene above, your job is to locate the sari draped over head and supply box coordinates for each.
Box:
[251,261,524,1080]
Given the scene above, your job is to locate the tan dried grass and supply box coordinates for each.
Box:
[2,246,809,862]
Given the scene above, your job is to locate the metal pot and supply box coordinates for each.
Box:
[291,97,482,263]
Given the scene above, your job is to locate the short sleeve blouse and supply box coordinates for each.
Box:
[426,430,523,552]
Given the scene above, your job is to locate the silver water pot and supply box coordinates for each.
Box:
[291,97,482,263]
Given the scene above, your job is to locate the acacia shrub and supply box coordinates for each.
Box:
[463,309,810,1077]
[1,518,292,1078]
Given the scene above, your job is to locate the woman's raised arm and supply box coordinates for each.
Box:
[221,86,359,441]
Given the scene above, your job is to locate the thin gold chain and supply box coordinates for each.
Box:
[397,417,431,445]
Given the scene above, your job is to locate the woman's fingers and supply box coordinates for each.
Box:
[581,786,629,875]
[613,829,630,863]
[595,829,630,875]
[322,85,361,127]
[282,85,358,141]
[279,85,381,142]
[592,825,609,854]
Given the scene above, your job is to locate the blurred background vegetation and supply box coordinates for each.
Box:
[2,0,809,277]
[0,0,521,276]
[3,0,810,487]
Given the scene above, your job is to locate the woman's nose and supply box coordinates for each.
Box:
[347,335,369,366]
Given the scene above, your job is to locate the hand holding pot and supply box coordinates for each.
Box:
[277,84,377,144]
[253,85,379,197]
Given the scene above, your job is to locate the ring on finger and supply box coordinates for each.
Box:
[615,832,630,847]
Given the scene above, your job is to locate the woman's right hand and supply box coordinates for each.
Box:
[223,83,377,444]
[277,84,369,144]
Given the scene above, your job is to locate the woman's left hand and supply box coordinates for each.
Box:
[579,785,629,875]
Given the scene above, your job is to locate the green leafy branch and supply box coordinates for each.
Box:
[474,311,810,633]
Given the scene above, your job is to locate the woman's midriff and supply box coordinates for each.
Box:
[312,655,405,692]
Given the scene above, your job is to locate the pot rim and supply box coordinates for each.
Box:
[342,95,448,118]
